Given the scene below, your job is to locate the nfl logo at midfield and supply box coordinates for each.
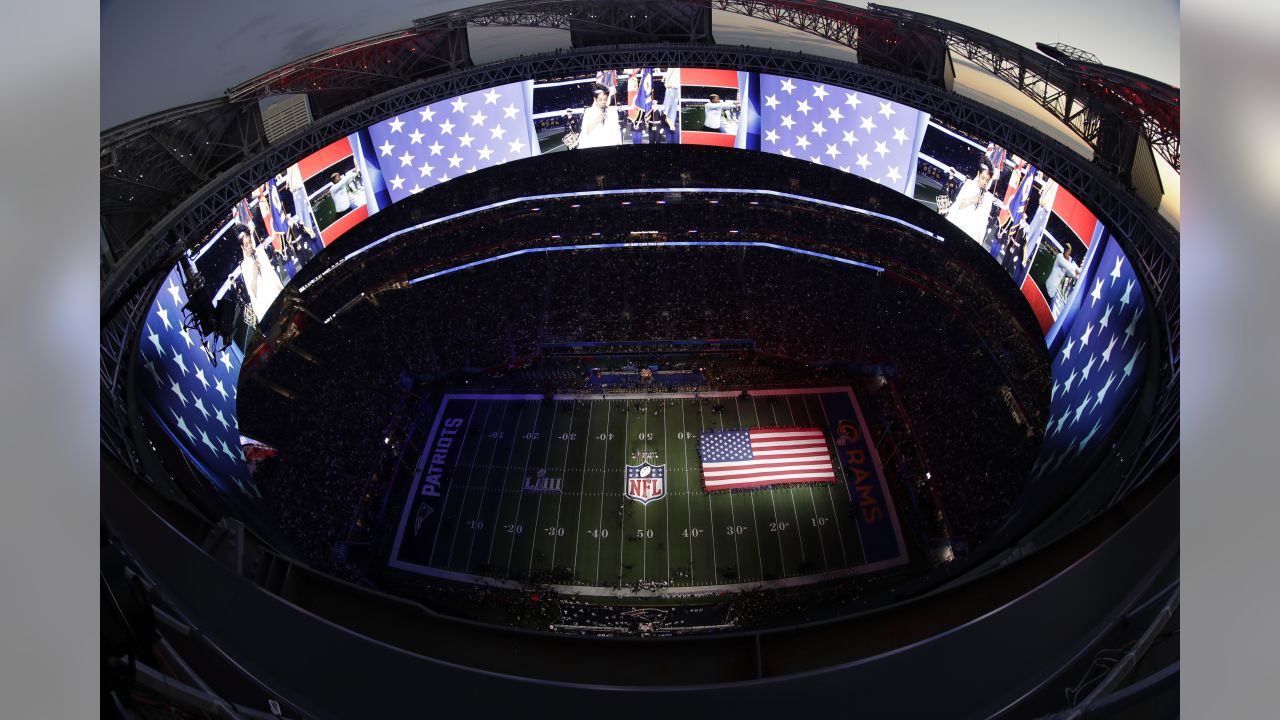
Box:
[625,462,666,505]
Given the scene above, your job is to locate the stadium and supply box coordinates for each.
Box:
[101,2,1179,718]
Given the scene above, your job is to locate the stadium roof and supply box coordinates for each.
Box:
[102,0,1178,131]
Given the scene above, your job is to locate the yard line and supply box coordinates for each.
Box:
[504,399,544,573]
[787,394,829,570]
[662,400,671,582]
[617,401,631,586]
[762,394,803,563]
[679,398,697,581]
[698,397,740,582]
[592,402,614,585]
[427,400,479,567]
[445,401,496,569]
[732,397,766,580]
[806,392,850,565]
[465,401,512,572]
[572,400,602,580]
[487,401,533,565]
[527,401,572,577]
[747,392,788,571]
[550,400,590,568]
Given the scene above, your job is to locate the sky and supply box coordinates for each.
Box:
[101,0,1179,130]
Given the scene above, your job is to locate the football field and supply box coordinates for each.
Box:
[388,387,907,596]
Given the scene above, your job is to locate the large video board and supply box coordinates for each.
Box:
[138,69,1151,502]
[189,132,390,328]
[368,83,535,203]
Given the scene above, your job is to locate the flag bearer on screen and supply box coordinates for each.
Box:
[701,94,740,132]
[579,84,639,149]
[1045,243,1082,315]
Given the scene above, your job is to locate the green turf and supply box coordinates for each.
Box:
[402,391,868,589]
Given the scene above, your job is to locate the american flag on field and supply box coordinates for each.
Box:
[757,74,925,194]
[698,427,836,490]
[1033,234,1150,480]
[366,82,533,205]
[135,265,260,499]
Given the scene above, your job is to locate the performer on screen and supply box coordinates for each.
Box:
[329,172,351,214]
[239,230,285,322]
[578,83,639,149]
[941,157,996,244]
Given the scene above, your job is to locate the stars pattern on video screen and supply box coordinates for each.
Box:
[758,74,923,194]
[1033,237,1151,480]
[367,83,532,205]
[135,266,258,498]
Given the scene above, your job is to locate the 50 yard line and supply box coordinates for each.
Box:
[618,401,632,586]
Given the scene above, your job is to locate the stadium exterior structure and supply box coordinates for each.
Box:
[100,4,1178,717]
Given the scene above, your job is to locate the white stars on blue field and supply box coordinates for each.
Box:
[759,75,922,193]
[136,266,258,498]
[1033,237,1150,478]
[368,82,531,205]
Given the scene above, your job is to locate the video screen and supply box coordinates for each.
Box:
[191,188,295,329]
[531,69,681,152]
[366,81,535,204]
[915,123,1045,274]
[1026,196,1089,318]
[758,73,926,194]
[911,119,1106,333]
[190,132,387,329]
[181,71,1129,346]
[297,134,390,248]
[677,68,753,149]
